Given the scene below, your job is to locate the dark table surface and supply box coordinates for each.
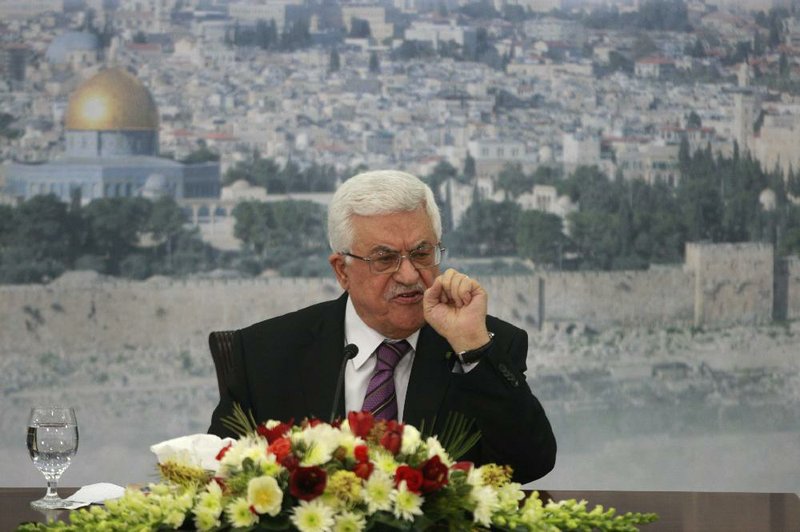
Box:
[2,487,798,531]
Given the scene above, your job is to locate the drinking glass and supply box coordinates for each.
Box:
[26,407,79,510]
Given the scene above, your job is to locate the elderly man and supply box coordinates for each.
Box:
[209,170,556,482]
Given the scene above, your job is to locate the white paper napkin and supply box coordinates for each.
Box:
[150,433,235,473]
[51,482,126,509]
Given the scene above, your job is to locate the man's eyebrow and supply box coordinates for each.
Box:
[368,245,398,254]
[367,241,432,254]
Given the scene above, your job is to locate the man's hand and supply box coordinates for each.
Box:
[423,268,491,352]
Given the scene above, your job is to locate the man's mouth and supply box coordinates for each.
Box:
[391,289,423,303]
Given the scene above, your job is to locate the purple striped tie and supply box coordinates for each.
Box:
[361,340,411,420]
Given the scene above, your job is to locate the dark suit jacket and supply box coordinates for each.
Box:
[208,293,556,482]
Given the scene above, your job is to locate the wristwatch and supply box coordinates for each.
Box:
[456,332,495,364]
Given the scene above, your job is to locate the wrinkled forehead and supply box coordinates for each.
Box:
[349,208,437,250]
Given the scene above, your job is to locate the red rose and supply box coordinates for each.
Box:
[257,418,294,444]
[451,461,474,473]
[267,437,292,462]
[215,442,232,461]
[347,411,375,439]
[385,420,403,432]
[303,418,323,429]
[380,423,403,455]
[395,465,423,493]
[289,466,327,501]
[354,444,369,463]
[353,461,374,480]
[281,453,300,472]
[420,455,449,493]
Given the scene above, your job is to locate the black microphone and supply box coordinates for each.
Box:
[329,344,359,423]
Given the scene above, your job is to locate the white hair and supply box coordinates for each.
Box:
[327,169,442,252]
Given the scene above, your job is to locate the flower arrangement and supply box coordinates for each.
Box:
[19,411,657,531]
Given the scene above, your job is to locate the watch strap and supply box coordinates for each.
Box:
[457,332,495,364]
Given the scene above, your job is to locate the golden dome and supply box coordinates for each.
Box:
[65,67,159,131]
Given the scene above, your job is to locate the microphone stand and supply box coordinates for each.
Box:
[329,344,359,423]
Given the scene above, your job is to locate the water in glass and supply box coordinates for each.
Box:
[27,407,78,510]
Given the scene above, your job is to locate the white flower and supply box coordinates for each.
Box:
[264,419,284,429]
[219,435,261,470]
[392,481,424,521]
[163,488,195,527]
[291,499,336,532]
[193,506,221,532]
[363,470,394,513]
[260,453,282,477]
[194,485,222,517]
[333,510,367,532]
[294,424,341,466]
[226,497,258,528]
[207,478,222,498]
[163,508,186,528]
[471,484,499,526]
[400,425,421,455]
[424,437,453,466]
[497,482,526,512]
[371,449,399,475]
[242,441,270,465]
[336,431,362,456]
[466,465,484,487]
[247,475,283,516]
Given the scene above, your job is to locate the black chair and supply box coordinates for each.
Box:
[208,330,237,399]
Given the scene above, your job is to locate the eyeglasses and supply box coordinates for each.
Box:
[341,243,446,274]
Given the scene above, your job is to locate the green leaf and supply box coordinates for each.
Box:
[432,411,482,461]
[221,402,259,437]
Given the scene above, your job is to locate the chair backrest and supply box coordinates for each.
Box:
[208,330,237,398]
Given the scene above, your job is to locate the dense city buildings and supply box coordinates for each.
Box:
[1,0,799,249]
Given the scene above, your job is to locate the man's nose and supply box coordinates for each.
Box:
[392,255,421,283]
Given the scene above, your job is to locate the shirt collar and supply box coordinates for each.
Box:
[344,297,420,370]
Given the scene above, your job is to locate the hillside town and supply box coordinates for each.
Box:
[2,0,800,252]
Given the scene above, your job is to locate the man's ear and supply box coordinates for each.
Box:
[329,253,349,290]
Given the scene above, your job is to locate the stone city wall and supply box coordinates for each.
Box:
[686,242,774,327]
[0,243,789,357]
[776,255,800,321]
[540,267,694,329]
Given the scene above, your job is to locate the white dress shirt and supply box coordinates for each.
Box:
[343,298,419,421]
[342,298,478,421]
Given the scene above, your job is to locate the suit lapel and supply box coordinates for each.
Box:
[300,293,348,420]
[403,325,454,431]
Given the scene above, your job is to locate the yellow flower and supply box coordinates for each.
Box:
[478,464,513,488]
[324,470,362,509]
[247,475,283,516]
[226,497,259,528]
